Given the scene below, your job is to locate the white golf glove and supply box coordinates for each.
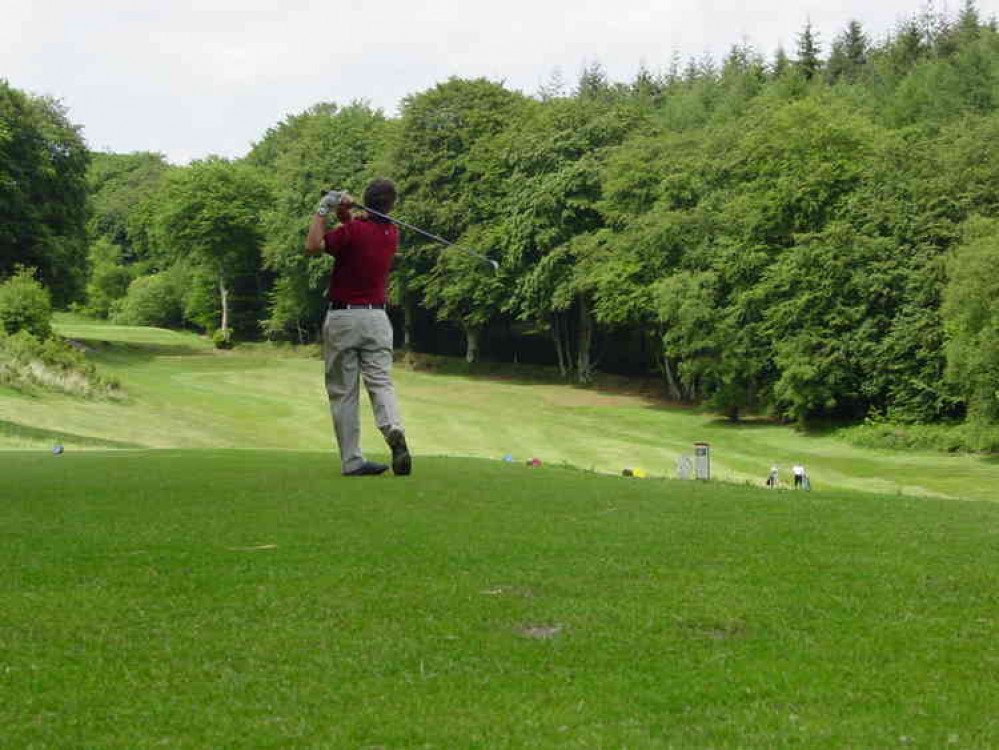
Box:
[316,190,354,216]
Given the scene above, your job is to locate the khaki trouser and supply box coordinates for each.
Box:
[322,308,402,473]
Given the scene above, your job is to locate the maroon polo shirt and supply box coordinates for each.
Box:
[323,216,399,304]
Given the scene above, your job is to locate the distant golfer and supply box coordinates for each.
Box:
[766,464,779,489]
[305,179,411,477]
[792,463,805,489]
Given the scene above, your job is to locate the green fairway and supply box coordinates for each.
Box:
[1,314,997,501]
[3,449,999,748]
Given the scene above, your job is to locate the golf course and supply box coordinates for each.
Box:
[3,316,999,747]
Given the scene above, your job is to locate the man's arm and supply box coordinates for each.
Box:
[305,214,327,257]
[305,190,355,257]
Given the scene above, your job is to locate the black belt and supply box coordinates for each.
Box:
[329,301,386,310]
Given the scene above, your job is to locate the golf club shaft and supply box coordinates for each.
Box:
[354,202,498,270]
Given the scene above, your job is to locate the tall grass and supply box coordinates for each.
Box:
[0,330,122,399]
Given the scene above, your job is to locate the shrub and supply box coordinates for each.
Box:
[0,330,122,399]
[85,239,133,318]
[839,416,999,454]
[212,327,234,350]
[112,271,183,328]
[0,268,53,339]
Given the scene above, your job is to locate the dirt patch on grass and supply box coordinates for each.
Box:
[516,623,564,640]
[481,585,535,598]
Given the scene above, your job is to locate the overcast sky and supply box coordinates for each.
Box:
[4,0,997,164]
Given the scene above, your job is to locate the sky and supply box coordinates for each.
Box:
[4,0,997,164]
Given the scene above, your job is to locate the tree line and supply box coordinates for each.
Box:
[3,1,999,427]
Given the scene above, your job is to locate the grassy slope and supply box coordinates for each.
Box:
[1,314,998,501]
[3,449,999,748]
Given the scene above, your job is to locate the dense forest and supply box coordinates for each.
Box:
[4,1,999,433]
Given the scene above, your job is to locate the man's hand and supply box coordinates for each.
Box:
[316,190,355,216]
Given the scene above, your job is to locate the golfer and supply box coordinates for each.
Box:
[793,463,805,489]
[305,179,411,477]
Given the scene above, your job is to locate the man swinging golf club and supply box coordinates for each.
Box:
[305,179,411,477]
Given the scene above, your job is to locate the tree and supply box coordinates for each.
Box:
[483,97,642,380]
[772,44,792,79]
[87,151,171,263]
[154,157,271,339]
[0,81,89,306]
[84,237,133,317]
[386,78,528,359]
[942,216,999,422]
[0,267,53,339]
[249,102,389,342]
[575,60,612,101]
[827,20,870,83]
[795,21,823,80]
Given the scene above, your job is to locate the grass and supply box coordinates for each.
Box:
[1,313,997,501]
[3,449,999,747]
[4,316,999,745]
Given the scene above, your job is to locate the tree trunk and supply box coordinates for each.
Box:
[662,356,682,401]
[551,313,568,378]
[402,293,415,350]
[464,325,480,364]
[218,267,230,332]
[576,294,594,384]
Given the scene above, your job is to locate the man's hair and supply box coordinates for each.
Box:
[363,178,397,215]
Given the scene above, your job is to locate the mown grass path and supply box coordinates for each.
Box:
[1,314,998,501]
[3,450,999,747]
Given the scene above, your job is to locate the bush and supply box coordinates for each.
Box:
[212,327,234,350]
[0,330,122,399]
[0,268,53,339]
[85,239,133,318]
[839,416,999,454]
[112,271,183,328]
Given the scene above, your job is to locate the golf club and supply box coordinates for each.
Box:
[322,190,499,271]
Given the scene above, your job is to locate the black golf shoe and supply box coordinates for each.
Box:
[386,427,412,476]
[344,461,389,476]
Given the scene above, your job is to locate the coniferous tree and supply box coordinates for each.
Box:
[795,21,823,80]
[538,67,567,101]
[632,61,661,100]
[827,20,869,83]
[575,60,611,100]
[957,0,982,40]
[772,44,792,78]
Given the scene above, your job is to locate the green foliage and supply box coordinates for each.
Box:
[12,1,999,442]
[0,329,120,398]
[839,415,999,453]
[111,270,184,328]
[0,267,53,339]
[795,21,823,81]
[153,156,271,333]
[212,327,233,349]
[86,151,171,264]
[387,79,529,358]
[942,216,999,422]
[0,80,89,305]
[84,237,133,317]
[251,102,388,341]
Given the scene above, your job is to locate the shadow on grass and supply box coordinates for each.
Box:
[73,339,216,364]
[0,419,146,449]
[703,417,781,430]
[398,351,681,406]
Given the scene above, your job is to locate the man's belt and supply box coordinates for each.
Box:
[329,301,386,310]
